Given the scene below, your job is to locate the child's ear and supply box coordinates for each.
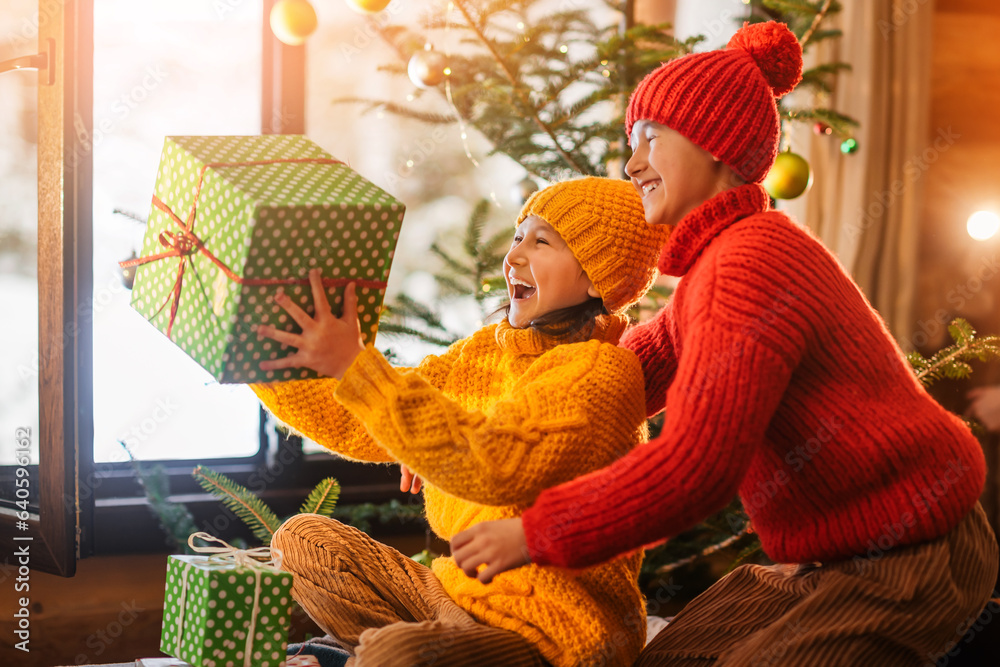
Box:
[587,284,601,299]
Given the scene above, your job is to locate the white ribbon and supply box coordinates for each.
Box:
[174,564,189,656]
[187,532,284,569]
[245,567,262,667]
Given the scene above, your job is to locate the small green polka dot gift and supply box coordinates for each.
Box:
[127,135,404,383]
[160,533,294,667]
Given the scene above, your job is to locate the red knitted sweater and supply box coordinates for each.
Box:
[521,183,986,568]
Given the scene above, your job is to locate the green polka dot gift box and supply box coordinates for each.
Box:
[161,553,293,667]
[127,135,404,383]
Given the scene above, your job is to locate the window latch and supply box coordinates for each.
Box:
[0,38,55,86]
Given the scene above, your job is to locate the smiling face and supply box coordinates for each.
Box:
[503,215,600,329]
[625,120,739,227]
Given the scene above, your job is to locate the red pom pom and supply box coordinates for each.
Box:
[727,21,803,98]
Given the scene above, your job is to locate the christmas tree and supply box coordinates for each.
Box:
[338,0,861,596]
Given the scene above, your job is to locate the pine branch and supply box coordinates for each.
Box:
[484,226,514,256]
[763,0,821,18]
[804,28,843,46]
[724,541,765,574]
[112,208,148,224]
[435,274,475,298]
[801,62,852,79]
[385,293,449,332]
[120,441,199,554]
[799,0,834,46]
[193,465,283,545]
[907,318,1000,387]
[298,477,341,517]
[333,499,426,533]
[452,0,589,175]
[463,199,491,258]
[430,243,474,276]
[783,107,859,136]
[378,322,461,348]
[330,97,456,125]
[654,528,754,575]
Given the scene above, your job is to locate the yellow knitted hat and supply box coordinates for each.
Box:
[516,177,670,315]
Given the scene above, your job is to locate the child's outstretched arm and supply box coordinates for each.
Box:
[250,269,463,464]
[333,342,647,508]
[249,269,386,462]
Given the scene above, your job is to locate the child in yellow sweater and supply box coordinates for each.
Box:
[250,177,669,667]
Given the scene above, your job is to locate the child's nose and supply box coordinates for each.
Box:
[625,149,644,178]
[504,249,525,267]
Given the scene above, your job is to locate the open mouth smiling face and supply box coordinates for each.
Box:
[508,272,536,302]
[503,214,597,329]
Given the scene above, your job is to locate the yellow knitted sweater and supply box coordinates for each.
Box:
[250,316,648,667]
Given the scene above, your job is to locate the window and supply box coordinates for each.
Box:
[0,0,89,575]
[0,0,420,574]
[91,0,263,464]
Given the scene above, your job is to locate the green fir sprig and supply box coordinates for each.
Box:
[120,441,200,554]
[193,465,284,545]
[907,318,1000,387]
[298,476,342,516]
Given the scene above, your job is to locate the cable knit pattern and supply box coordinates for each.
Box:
[250,315,648,667]
[522,183,987,569]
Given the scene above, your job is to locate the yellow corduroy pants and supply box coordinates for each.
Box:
[271,514,550,667]
[637,503,999,666]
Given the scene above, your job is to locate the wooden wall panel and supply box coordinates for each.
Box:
[917,5,1000,363]
[918,0,1000,539]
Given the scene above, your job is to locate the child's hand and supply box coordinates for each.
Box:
[400,464,423,494]
[256,269,365,380]
[451,518,531,584]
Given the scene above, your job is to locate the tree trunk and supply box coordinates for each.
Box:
[634,0,676,26]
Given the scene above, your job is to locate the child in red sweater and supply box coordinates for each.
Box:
[452,21,998,665]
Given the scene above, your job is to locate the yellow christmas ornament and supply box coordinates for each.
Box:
[762,150,813,200]
[270,0,318,46]
[345,0,392,13]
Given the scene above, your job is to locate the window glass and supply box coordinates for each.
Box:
[0,0,40,465]
[91,0,263,462]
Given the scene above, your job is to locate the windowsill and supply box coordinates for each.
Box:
[90,449,425,555]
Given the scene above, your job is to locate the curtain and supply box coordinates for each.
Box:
[782,0,933,349]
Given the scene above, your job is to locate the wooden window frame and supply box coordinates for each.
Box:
[0,0,92,577]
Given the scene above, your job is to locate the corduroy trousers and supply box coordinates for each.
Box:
[637,503,999,666]
[271,513,549,667]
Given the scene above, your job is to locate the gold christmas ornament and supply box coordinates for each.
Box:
[345,0,392,13]
[762,150,813,200]
[408,48,448,89]
[269,0,318,46]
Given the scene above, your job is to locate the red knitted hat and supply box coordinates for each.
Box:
[626,21,803,184]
